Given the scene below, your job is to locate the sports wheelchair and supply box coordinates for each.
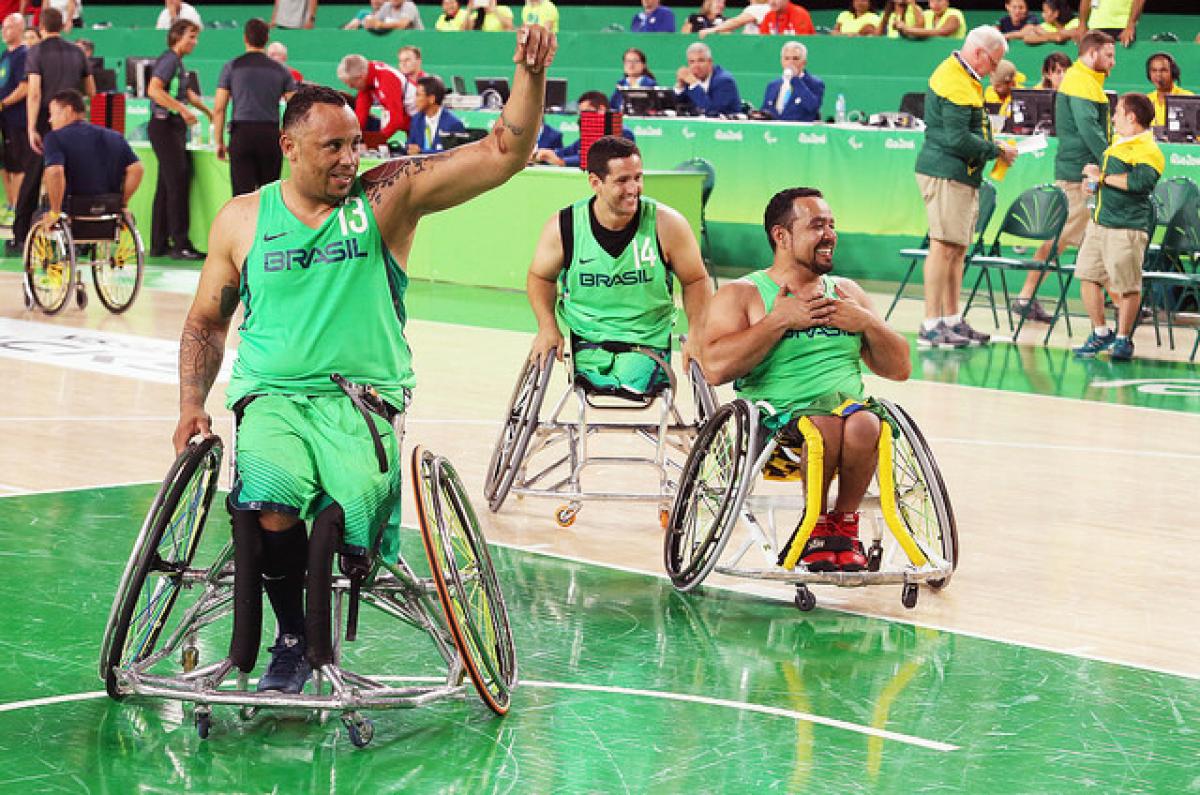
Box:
[664,398,957,612]
[483,338,718,527]
[99,433,517,748]
[22,194,145,315]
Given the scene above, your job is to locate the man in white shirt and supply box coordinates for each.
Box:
[156,0,202,29]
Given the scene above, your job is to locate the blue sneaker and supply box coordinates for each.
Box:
[1110,337,1135,361]
[256,634,312,694]
[1073,330,1115,358]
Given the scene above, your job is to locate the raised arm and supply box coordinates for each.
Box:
[526,212,565,365]
[657,205,712,366]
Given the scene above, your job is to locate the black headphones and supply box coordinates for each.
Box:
[1146,51,1181,83]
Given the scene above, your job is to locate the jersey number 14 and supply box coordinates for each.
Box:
[633,236,656,269]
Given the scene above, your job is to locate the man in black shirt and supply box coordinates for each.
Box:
[212,17,296,196]
[10,7,92,254]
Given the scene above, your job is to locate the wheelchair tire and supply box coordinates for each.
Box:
[91,214,145,314]
[688,359,719,427]
[99,436,223,699]
[414,446,517,715]
[23,221,75,315]
[483,354,553,513]
[664,400,752,590]
[878,400,958,589]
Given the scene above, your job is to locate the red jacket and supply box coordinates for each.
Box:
[758,3,814,35]
[354,61,410,141]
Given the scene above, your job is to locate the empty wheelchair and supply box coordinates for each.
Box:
[23,194,145,315]
[484,338,718,527]
[100,434,517,747]
[664,398,957,611]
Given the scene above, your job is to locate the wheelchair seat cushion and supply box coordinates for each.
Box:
[573,345,670,399]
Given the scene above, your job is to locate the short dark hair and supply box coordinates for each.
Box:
[282,84,350,132]
[245,18,270,49]
[40,7,63,33]
[417,75,446,105]
[1119,92,1155,129]
[50,88,85,114]
[764,187,824,250]
[1079,30,1114,55]
[586,135,640,179]
[577,90,610,110]
[1043,0,1073,22]
[168,19,200,47]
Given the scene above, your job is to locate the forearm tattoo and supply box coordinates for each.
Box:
[179,324,224,407]
[361,153,450,210]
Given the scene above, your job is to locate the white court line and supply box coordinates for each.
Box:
[0,479,158,499]
[0,690,106,714]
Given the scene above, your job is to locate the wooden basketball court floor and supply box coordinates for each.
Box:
[0,264,1198,792]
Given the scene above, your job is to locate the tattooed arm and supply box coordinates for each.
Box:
[361,25,557,247]
[173,195,255,453]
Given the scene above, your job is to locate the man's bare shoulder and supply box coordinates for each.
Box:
[359,153,452,210]
[214,191,263,265]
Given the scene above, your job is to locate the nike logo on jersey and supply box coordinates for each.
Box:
[263,231,289,242]
[579,256,596,264]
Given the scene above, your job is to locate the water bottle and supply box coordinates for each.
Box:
[1086,177,1099,211]
[835,94,847,124]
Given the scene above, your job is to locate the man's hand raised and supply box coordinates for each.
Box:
[513,24,557,74]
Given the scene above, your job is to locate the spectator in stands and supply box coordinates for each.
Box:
[157,0,202,29]
[1146,52,1191,128]
[996,0,1038,40]
[407,76,466,154]
[532,91,635,167]
[364,0,424,31]
[1019,0,1079,45]
[834,0,880,36]
[1012,30,1115,322]
[212,18,297,196]
[41,89,143,228]
[631,0,675,33]
[760,41,823,121]
[396,45,424,119]
[984,59,1021,116]
[145,19,211,259]
[21,27,40,48]
[1037,50,1070,88]
[11,7,93,256]
[267,41,303,82]
[343,0,385,30]
[463,0,513,31]
[698,0,814,38]
[877,0,920,38]
[435,0,468,30]
[0,13,28,221]
[673,41,740,117]
[44,0,81,33]
[895,0,964,39]
[271,0,317,30]
[522,0,559,33]
[682,0,726,34]
[1079,0,1142,48]
[611,47,656,110]
[914,25,1016,348]
[337,53,411,145]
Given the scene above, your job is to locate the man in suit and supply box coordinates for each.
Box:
[673,41,740,117]
[760,41,823,122]
[406,75,465,154]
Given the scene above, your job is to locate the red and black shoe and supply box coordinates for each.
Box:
[798,515,840,572]
[832,512,867,571]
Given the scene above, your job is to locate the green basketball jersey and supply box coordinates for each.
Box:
[556,197,675,348]
[734,270,864,412]
[226,180,415,408]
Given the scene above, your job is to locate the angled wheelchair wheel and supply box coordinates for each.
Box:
[99,436,223,699]
[688,359,718,427]
[878,400,958,589]
[23,221,75,315]
[664,400,752,590]
[483,353,552,513]
[414,446,517,715]
[91,214,145,313]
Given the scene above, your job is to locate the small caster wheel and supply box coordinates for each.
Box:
[239,705,259,722]
[181,646,199,673]
[901,583,919,609]
[927,576,947,591]
[866,541,883,572]
[22,292,32,310]
[555,504,578,528]
[194,708,212,740]
[342,713,374,748]
[794,586,816,612]
[75,287,87,309]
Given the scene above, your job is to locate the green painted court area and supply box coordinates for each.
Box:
[0,485,1197,792]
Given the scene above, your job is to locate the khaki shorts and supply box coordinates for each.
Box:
[1073,220,1148,296]
[917,174,979,247]
[1055,180,1089,249]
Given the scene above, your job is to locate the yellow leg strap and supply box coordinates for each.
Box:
[780,417,827,570]
[876,429,928,567]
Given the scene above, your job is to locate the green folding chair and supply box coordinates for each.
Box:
[1146,176,1199,273]
[1139,199,1200,358]
[885,182,997,322]
[963,183,1069,345]
[674,158,716,274]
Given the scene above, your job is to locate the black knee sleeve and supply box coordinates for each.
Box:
[305,504,345,669]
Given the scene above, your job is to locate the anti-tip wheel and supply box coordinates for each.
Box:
[555,504,578,528]
[343,714,375,748]
[195,709,212,740]
[901,583,919,609]
[794,586,816,612]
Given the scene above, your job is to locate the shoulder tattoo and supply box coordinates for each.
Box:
[361,153,451,209]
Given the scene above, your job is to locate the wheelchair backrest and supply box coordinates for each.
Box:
[67,193,123,242]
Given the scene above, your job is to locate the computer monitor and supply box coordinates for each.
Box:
[452,75,467,95]
[898,92,925,120]
[439,128,488,149]
[1007,89,1055,136]
[87,56,104,73]
[544,78,567,112]
[617,86,678,116]
[93,68,118,93]
[474,77,510,104]
[1164,95,1200,144]
[124,56,157,97]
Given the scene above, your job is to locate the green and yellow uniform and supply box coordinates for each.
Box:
[228,179,414,560]
[916,53,1000,188]
[1149,85,1194,128]
[1054,60,1111,183]
[1093,131,1163,231]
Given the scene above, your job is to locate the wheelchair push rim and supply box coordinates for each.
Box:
[99,436,223,699]
[483,352,552,513]
[23,221,75,315]
[413,446,517,715]
[664,400,751,590]
[91,214,145,314]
